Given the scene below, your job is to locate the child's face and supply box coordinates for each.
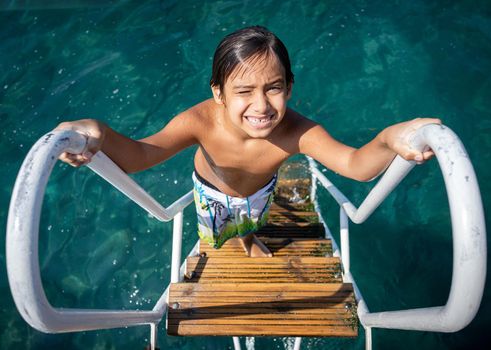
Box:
[212,54,292,139]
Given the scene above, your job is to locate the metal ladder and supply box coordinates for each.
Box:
[6,124,486,350]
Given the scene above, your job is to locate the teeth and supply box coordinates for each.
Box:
[247,115,273,125]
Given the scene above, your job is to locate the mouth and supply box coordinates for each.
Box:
[244,113,275,129]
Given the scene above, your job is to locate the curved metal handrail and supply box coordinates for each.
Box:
[87,151,193,222]
[309,124,486,332]
[6,130,193,333]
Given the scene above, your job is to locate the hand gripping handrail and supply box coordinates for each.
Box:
[309,124,486,332]
[6,130,193,333]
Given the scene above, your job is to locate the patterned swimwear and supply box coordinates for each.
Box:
[193,171,277,249]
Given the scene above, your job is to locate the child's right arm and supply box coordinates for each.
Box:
[55,111,199,173]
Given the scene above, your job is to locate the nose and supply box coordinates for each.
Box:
[252,92,270,114]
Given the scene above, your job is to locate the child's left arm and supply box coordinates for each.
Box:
[299,117,442,182]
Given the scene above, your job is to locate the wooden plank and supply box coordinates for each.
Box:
[208,248,332,254]
[170,307,351,315]
[185,278,342,283]
[267,220,316,226]
[170,282,353,292]
[167,283,357,337]
[186,272,339,277]
[169,312,351,319]
[199,238,332,257]
[200,237,331,247]
[269,212,318,218]
[206,244,330,248]
[255,225,324,235]
[188,269,341,274]
[188,266,340,270]
[263,220,319,226]
[258,224,324,230]
[200,252,329,258]
[201,250,332,256]
[187,269,338,274]
[170,295,353,303]
[269,211,317,217]
[170,290,352,298]
[172,300,353,308]
[270,202,314,210]
[168,318,351,326]
[168,324,357,337]
[200,250,330,257]
[187,256,339,264]
[185,256,342,283]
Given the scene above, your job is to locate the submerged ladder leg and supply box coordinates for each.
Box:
[146,322,159,350]
[233,336,241,350]
[151,323,157,350]
[365,326,372,350]
[294,337,302,350]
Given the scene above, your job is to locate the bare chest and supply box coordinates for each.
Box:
[194,135,291,197]
[201,138,288,173]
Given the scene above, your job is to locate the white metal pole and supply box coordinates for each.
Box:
[293,337,302,350]
[233,336,242,350]
[150,323,157,350]
[170,211,184,283]
[340,208,350,275]
[365,326,372,350]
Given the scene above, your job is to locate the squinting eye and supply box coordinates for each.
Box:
[237,90,251,94]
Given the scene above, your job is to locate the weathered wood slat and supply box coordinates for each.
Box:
[199,237,332,257]
[201,237,331,246]
[168,319,351,325]
[170,307,350,315]
[170,291,352,298]
[170,282,353,292]
[187,256,339,265]
[168,325,356,337]
[170,312,350,319]
[173,300,353,308]
[269,211,314,217]
[259,224,325,230]
[270,202,314,211]
[200,250,329,257]
[254,224,325,238]
[185,256,342,283]
[188,269,339,274]
[167,283,357,337]
[185,278,341,283]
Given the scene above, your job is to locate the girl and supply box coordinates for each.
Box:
[56,26,440,257]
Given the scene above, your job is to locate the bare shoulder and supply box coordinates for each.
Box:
[161,99,215,137]
[139,99,214,147]
[283,108,318,127]
[279,108,320,138]
[175,98,212,123]
[178,99,216,132]
[271,108,320,154]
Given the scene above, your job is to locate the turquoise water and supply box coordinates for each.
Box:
[1,0,490,349]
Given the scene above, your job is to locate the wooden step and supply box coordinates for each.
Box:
[268,213,319,224]
[274,178,312,204]
[167,283,358,337]
[270,203,315,212]
[184,256,342,283]
[199,237,332,257]
[167,167,359,338]
[255,223,325,238]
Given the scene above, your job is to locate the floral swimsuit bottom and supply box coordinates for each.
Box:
[192,171,277,249]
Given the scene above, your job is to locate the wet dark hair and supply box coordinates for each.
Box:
[210,26,294,92]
